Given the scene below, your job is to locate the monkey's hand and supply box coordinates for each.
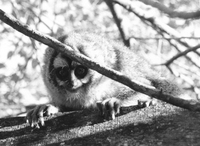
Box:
[137,97,157,108]
[26,104,59,128]
[97,98,121,120]
[96,96,157,120]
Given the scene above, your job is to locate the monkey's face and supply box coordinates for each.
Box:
[51,54,91,92]
[46,32,115,93]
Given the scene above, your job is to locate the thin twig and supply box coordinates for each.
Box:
[139,0,200,19]
[130,36,200,40]
[165,44,200,66]
[104,0,129,46]
[114,0,200,69]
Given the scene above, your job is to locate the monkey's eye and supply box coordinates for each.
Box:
[55,67,69,81]
[74,65,88,79]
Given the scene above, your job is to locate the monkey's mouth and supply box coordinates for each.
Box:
[65,85,80,93]
[60,81,83,93]
[67,88,78,93]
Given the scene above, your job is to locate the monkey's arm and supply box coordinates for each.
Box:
[96,79,156,120]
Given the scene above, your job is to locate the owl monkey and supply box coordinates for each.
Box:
[26,31,182,128]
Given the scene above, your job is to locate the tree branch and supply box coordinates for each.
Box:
[113,0,200,69]
[2,102,200,145]
[164,44,200,66]
[138,0,200,19]
[1,9,200,112]
[130,36,200,40]
[158,32,200,67]
[104,0,130,47]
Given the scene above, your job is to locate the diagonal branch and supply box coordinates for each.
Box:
[164,44,200,66]
[1,9,200,112]
[138,0,200,19]
[104,0,130,47]
[165,39,199,67]
[130,36,200,40]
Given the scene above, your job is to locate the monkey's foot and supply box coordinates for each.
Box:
[96,98,121,120]
[26,104,59,128]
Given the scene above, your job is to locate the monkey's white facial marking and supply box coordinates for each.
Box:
[52,55,91,92]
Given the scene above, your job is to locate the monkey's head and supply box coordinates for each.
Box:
[43,31,117,93]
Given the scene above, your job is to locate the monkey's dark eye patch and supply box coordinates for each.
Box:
[55,66,70,81]
[74,65,88,79]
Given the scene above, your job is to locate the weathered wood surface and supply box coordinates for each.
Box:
[1,101,200,146]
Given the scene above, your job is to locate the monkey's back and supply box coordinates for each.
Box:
[65,31,158,83]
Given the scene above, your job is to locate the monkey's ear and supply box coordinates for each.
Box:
[58,35,69,43]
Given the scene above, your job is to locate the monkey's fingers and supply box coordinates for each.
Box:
[26,104,59,128]
[43,104,59,116]
[97,98,121,120]
[32,105,47,127]
[137,98,157,108]
[25,105,45,128]
[26,108,34,125]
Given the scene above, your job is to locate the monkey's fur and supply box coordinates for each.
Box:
[26,31,183,128]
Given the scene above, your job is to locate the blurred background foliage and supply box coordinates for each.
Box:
[0,0,200,117]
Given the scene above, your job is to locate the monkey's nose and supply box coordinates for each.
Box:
[70,81,80,90]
